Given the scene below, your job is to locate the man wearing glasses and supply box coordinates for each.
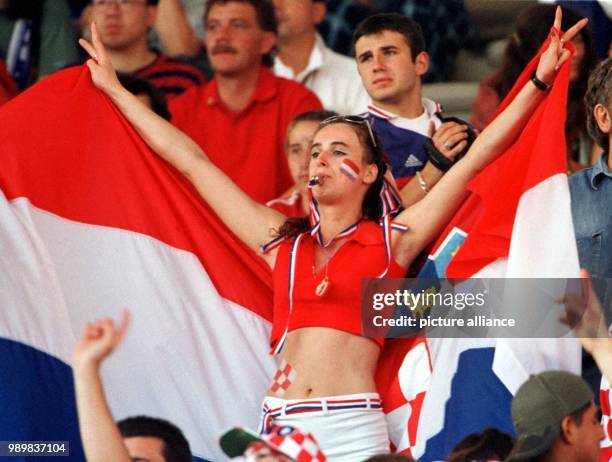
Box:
[90,0,206,97]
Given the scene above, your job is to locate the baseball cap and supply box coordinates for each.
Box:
[220,425,326,461]
[506,370,594,461]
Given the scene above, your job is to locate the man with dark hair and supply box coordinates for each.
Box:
[118,416,191,462]
[353,13,472,208]
[170,0,321,204]
[204,0,277,68]
[582,58,612,157]
[506,370,604,462]
[272,0,369,114]
[568,57,612,404]
[90,0,206,97]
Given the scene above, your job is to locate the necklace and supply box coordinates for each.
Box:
[315,275,330,297]
[312,242,335,297]
[311,220,360,297]
[314,263,330,297]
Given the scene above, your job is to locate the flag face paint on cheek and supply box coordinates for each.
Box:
[269,360,297,397]
[340,159,360,181]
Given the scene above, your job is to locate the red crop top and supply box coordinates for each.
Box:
[270,220,407,350]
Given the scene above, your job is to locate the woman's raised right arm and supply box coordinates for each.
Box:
[80,24,284,267]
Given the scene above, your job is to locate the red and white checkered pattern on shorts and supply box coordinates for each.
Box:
[270,360,297,397]
[264,426,326,462]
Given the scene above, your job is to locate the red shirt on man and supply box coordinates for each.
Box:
[170,67,322,203]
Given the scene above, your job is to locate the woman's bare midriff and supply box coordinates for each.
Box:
[267,327,381,399]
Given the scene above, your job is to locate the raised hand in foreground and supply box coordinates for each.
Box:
[72,309,133,462]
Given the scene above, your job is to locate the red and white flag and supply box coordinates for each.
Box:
[377,42,583,461]
[0,66,275,461]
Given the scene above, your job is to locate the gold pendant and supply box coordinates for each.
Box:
[315,277,330,297]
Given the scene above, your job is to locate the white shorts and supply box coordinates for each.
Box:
[260,393,390,462]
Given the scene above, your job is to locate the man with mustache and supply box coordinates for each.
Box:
[169,0,322,203]
[90,0,206,97]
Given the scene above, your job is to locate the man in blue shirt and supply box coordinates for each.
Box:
[568,57,611,401]
[569,57,612,306]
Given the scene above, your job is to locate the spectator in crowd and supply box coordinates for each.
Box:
[272,0,369,115]
[220,425,326,461]
[505,370,604,462]
[319,0,482,82]
[568,57,612,400]
[72,311,192,462]
[353,13,473,208]
[471,4,597,172]
[80,7,585,459]
[169,0,321,204]
[118,416,192,462]
[445,428,514,462]
[266,109,337,218]
[0,0,79,90]
[569,57,612,304]
[118,72,171,120]
[90,0,206,97]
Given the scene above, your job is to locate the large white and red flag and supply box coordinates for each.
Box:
[0,66,276,461]
[376,44,585,461]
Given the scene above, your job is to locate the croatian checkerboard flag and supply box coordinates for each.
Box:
[377,43,586,461]
[0,66,276,461]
